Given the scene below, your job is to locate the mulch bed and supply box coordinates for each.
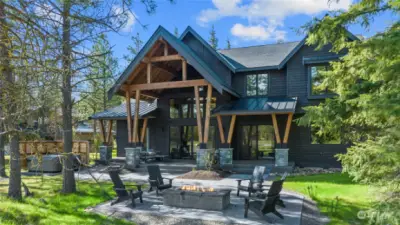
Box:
[176,170,226,180]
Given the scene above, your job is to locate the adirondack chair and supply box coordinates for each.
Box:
[244,179,284,221]
[147,165,173,195]
[108,167,143,207]
[236,166,267,197]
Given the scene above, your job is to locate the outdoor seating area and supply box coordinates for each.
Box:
[86,161,300,224]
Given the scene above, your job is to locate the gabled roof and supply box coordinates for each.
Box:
[180,26,237,72]
[213,96,297,116]
[219,41,300,72]
[108,26,239,100]
[89,100,158,120]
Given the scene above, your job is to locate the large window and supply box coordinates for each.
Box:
[170,97,216,119]
[246,74,268,96]
[309,65,334,96]
[310,126,341,144]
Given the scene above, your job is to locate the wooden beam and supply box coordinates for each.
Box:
[194,86,203,144]
[125,90,132,143]
[140,118,148,143]
[147,63,151,83]
[227,115,236,144]
[99,120,106,143]
[182,60,187,81]
[144,54,182,62]
[283,113,294,144]
[203,84,213,143]
[164,43,168,56]
[124,79,208,91]
[216,115,225,144]
[271,113,281,144]
[133,90,140,143]
[106,120,113,145]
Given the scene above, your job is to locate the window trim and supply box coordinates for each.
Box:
[245,73,269,97]
[307,64,336,99]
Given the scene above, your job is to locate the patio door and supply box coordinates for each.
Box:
[240,125,275,160]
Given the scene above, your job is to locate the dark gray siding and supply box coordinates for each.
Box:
[182,33,232,86]
[232,69,287,97]
[116,120,128,157]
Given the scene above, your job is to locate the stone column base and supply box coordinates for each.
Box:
[196,149,213,169]
[275,148,289,167]
[99,145,112,164]
[125,147,141,170]
[218,148,233,170]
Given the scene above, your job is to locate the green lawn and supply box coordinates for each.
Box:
[0,176,132,225]
[284,173,376,225]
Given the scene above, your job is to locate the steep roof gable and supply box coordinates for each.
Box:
[108,26,239,100]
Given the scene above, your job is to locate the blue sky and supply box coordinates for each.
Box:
[108,0,396,70]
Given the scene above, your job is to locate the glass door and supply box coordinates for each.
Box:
[240,125,275,160]
[258,125,275,159]
[241,125,258,159]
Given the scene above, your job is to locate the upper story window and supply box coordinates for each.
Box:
[170,97,216,119]
[309,65,334,97]
[246,74,268,96]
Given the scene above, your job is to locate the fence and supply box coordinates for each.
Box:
[19,141,90,168]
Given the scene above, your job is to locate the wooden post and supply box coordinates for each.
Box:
[106,120,113,146]
[164,43,168,56]
[140,118,148,143]
[182,60,187,81]
[216,115,225,144]
[227,115,236,144]
[147,63,151,83]
[271,113,281,144]
[194,86,203,144]
[203,84,212,143]
[133,90,141,144]
[125,89,132,143]
[283,113,293,144]
[99,120,106,144]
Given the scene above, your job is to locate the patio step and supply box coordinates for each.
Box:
[232,162,295,174]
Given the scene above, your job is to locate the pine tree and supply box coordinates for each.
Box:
[226,38,231,49]
[124,32,143,63]
[209,25,218,49]
[297,1,400,223]
[174,27,179,37]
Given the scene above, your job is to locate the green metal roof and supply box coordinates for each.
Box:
[89,100,158,120]
[212,97,297,116]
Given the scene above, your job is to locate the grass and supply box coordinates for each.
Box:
[284,173,376,225]
[0,176,132,225]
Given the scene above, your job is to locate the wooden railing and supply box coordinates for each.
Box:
[19,141,90,168]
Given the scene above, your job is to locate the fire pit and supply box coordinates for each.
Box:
[163,185,231,211]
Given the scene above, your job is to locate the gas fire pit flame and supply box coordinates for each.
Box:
[181,185,215,192]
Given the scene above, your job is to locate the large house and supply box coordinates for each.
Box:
[91,26,357,168]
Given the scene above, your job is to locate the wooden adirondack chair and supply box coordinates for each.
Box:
[147,165,173,195]
[236,166,267,197]
[244,179,284,221]
[108,167,143,207]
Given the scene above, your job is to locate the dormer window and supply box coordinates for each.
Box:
[246,74,268,96]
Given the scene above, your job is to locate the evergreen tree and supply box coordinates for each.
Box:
[226,38,231,49]
[174,27,179,37]
[209,25,218,49]
[124,32,143,63]
[297,1,400,223]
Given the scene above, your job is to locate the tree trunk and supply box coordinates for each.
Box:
[8,134,21,199]
[0,1,20,198]
[0,135,6,177]
[61,0,76,193]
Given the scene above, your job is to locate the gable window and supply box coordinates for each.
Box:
[246,74,268,96]
[309,65,334,96]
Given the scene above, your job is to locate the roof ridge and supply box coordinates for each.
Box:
[219,40,301,51]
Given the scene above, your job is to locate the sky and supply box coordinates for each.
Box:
[108,0,396,70]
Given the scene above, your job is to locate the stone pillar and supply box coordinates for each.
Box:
[196,148,213,169]
[125,147,141,170]
[218,148,233,170]
[99,145,112,164]
[275,148,289,167]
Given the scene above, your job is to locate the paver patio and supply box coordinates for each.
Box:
[80,165,305,225]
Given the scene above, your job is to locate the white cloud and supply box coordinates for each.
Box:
[198,0,352,41]
[112,5,136,33]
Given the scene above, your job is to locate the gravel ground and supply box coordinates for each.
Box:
[300,197,330,225]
